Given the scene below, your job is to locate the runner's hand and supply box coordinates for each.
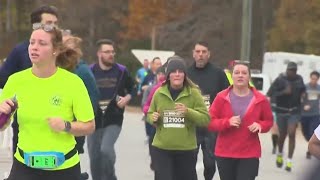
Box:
[229,115,241,128]
[304,105,311,111]
[47,117,65,132]
[117,95,131,108]
[152,112,160,122]
[248,122,261,133]
[266,97,271,102]
[0,99,15,115]
[0,99,15,131]
[175,103,188,114]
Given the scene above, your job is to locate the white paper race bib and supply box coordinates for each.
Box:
[203,94,210,110]
[163,110,185,128]
[98,100,111,113]
[307,90,320,100]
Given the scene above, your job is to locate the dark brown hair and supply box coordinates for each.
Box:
[231,61,251,76]
[30,5,58,24]
[96,39,115,50]
[194,41,209,49]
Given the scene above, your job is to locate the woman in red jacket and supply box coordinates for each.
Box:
[208,61,273,180]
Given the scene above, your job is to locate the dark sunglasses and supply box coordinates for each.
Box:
[32,23,56,32]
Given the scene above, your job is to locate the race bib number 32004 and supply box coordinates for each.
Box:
[163,110,185,128]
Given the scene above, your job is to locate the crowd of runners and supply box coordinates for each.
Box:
[1,4,320,180]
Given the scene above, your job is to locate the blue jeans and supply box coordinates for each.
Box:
[87,125,121,180]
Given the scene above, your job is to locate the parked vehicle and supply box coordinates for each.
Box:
[263,52,320,83]
[251,71,271,95]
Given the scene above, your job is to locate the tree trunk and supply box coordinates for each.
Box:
[151,26,156,50]
[6,0,11,33]
[88,12,95,61]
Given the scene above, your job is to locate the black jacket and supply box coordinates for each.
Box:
[91,63,134,128]
[187,62,229,104]
[187,62,229,136]
[267,73,305,113]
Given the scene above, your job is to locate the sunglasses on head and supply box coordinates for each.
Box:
[62,29,72,36]
[233,60,250,65]
[32,23,56,32]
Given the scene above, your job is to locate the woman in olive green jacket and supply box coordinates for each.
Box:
[147,56,210,180]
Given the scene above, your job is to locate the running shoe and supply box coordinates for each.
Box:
[285,161,292,172]
[276,155,283,168]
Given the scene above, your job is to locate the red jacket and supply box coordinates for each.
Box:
[208,86,273,158]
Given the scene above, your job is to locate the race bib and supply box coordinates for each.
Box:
[307,90,319,100]
[203,94,210,110]
[163,110,185,128]
[99,100,111,113]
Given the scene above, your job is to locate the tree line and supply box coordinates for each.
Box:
[0,0,319,72]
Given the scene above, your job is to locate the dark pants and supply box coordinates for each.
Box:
[11,116,18,157]
[148,127,156,167]
[152,146,197,180]
[75,136,85,154]
[7,158,80,180]
[194,129,216,180]
[301,115,320,141]
[145,122,156,156]
[216,157,259,180]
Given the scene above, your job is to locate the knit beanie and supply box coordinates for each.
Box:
[165,56,187,76]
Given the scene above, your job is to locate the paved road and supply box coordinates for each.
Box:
[1,109,319,179]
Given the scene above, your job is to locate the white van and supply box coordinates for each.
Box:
[263,52,320,83]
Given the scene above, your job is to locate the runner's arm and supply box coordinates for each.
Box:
[309,134,320,159]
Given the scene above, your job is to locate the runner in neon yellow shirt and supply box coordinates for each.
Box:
[0,23,95,180]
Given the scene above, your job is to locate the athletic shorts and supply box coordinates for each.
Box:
[276,113,300,134]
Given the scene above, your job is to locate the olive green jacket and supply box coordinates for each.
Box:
[147,84,210,150]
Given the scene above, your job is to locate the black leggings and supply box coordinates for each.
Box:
[152,146,197,180]
[7,158,81,180]
[216,157,259,180]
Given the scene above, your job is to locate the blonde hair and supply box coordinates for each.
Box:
[55,35,82,71]
[63,36,83,58]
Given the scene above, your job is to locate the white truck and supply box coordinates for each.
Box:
[262,52,320,84]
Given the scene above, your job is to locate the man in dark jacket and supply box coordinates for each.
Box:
[187,41,229,180]
[267,61,306,172]
[88,39,134,180]
[0,5,59,157]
